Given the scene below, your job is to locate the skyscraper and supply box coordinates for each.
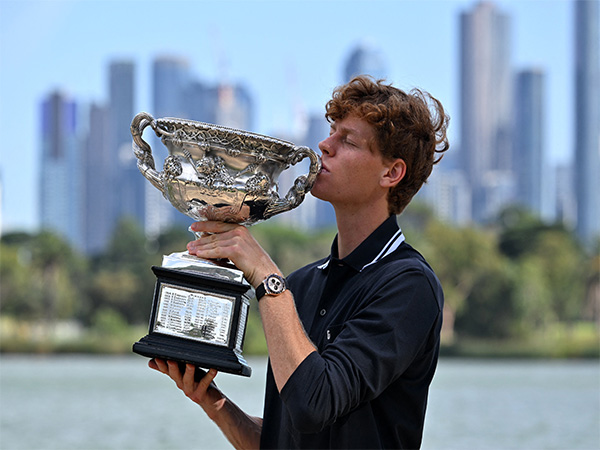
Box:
[83,103,112,254]
[185,80,218,124]
[459,1,513,222]
[39,91,83,250]
[343,41,388,82]
[153,56,190,119]
[514,68,547,219]
[146,56,192,237]
[215,84,253,130]
[109,60,143,230]
[574,0,600,246]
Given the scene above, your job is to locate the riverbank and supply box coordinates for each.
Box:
[1,316,598,359]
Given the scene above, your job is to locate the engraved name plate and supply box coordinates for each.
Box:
[154,283,235,346]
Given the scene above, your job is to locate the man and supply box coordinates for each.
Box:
[149,75,450,449]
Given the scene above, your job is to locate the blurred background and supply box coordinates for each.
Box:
[0,0,599,449]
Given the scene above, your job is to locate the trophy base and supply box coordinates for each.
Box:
[133,333,252,377]
[133,265,252,377]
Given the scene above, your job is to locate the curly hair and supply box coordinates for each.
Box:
[325,76,450,215]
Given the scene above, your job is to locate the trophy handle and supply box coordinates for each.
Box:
[266,146,322,218]
[131,112,165,194]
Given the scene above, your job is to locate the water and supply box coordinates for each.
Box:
[1,356,598,450]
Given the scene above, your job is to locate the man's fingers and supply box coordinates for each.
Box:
[182,363,198,391]
[190,220,239,234]
[199,368,218,390]
[149,358,168,373]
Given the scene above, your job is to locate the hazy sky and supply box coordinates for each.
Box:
[0,0,582,233]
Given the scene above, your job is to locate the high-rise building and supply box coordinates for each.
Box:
[419,169,472,225]
[146,56,192,237]
[153,56,190,120]
[556,163,576,229]
[514,69,548,219]
[109,61,135,163]
[39,91,84,250]
[459,1,513,222]
[83,103,112,254]
[215,84,253,130]
[343,41,388,82]
[574,0,600,246]
[185,80,218,124]
[109,60,143,230]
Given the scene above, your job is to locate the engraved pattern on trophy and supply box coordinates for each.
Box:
[130,112,321,225]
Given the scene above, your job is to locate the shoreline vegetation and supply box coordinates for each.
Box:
[1,316,598,360]
[2,205,599,361]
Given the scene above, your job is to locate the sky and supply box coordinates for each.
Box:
[0,0,583,233]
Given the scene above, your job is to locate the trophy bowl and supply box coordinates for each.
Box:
[130,112,321,225]
[130,112,321,377]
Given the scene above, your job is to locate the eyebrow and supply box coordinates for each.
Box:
[331,123,360,138]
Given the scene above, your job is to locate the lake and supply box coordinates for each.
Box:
[1,356,598,449]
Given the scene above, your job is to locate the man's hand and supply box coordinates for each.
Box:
[186,221,280,288]
[148,359,226,420]
[187,221,315,393]
[149,358,263,449]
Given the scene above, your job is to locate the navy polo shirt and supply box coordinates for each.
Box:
[259,216,444,449]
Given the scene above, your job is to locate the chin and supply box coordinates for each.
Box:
[310,182,326,201]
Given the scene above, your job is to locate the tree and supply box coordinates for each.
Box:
[252,224,335,276]
[1,231,86,323]
[421,221,511,341]
[498,206,587,325]
[87,218,156,325]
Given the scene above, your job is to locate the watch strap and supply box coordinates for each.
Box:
[255,274,286,301]
[255,282,267,301]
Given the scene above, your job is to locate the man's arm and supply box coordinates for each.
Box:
[255,289,317,391]
[187,221,316,391]
[149,359,262,449]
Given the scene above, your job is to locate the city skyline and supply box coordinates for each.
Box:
[0,0,586,233]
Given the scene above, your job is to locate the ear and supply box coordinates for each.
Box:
[380,159,406,188]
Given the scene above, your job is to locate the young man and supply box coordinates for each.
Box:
[149,75,450,449]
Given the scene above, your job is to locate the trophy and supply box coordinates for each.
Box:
[130,112,321,377]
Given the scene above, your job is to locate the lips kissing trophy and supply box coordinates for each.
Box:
[130,112,321,377]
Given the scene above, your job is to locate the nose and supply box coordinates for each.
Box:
[318,135,334,156]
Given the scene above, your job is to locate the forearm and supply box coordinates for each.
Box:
[206,396,263,450]
[184,222,315,391]
[150,361,263,449]
[258,291,316,391]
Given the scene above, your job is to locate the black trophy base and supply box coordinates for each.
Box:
[133,265,252,377]
[133,333,252,377]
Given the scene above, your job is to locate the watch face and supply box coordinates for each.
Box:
[266,274,285,294]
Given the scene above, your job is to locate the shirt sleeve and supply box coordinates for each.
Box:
[279,267,442,434]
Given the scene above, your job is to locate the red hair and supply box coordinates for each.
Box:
[325,76,450,214]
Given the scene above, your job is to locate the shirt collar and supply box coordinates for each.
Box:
[318,216,405,272]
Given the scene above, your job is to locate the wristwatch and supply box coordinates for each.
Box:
[255,274,287,301]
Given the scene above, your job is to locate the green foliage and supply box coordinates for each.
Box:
[91,307,130,337]
[154,226,193,256]
[1,204,597,357]
[498,206,588,325]
[252,223,336,275]
[0,230,87,322]
[399,204,595,341]
[86,218,157,324]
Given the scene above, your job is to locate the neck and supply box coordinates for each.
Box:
[334,203,391,259]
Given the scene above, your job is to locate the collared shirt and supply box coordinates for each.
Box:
[260,216,444,450]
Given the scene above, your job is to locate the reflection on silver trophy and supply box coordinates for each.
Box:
[130,112,321,376]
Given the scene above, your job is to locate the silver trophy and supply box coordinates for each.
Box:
[130,112,321,377]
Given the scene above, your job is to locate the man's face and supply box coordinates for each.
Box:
[312,114,391,210]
